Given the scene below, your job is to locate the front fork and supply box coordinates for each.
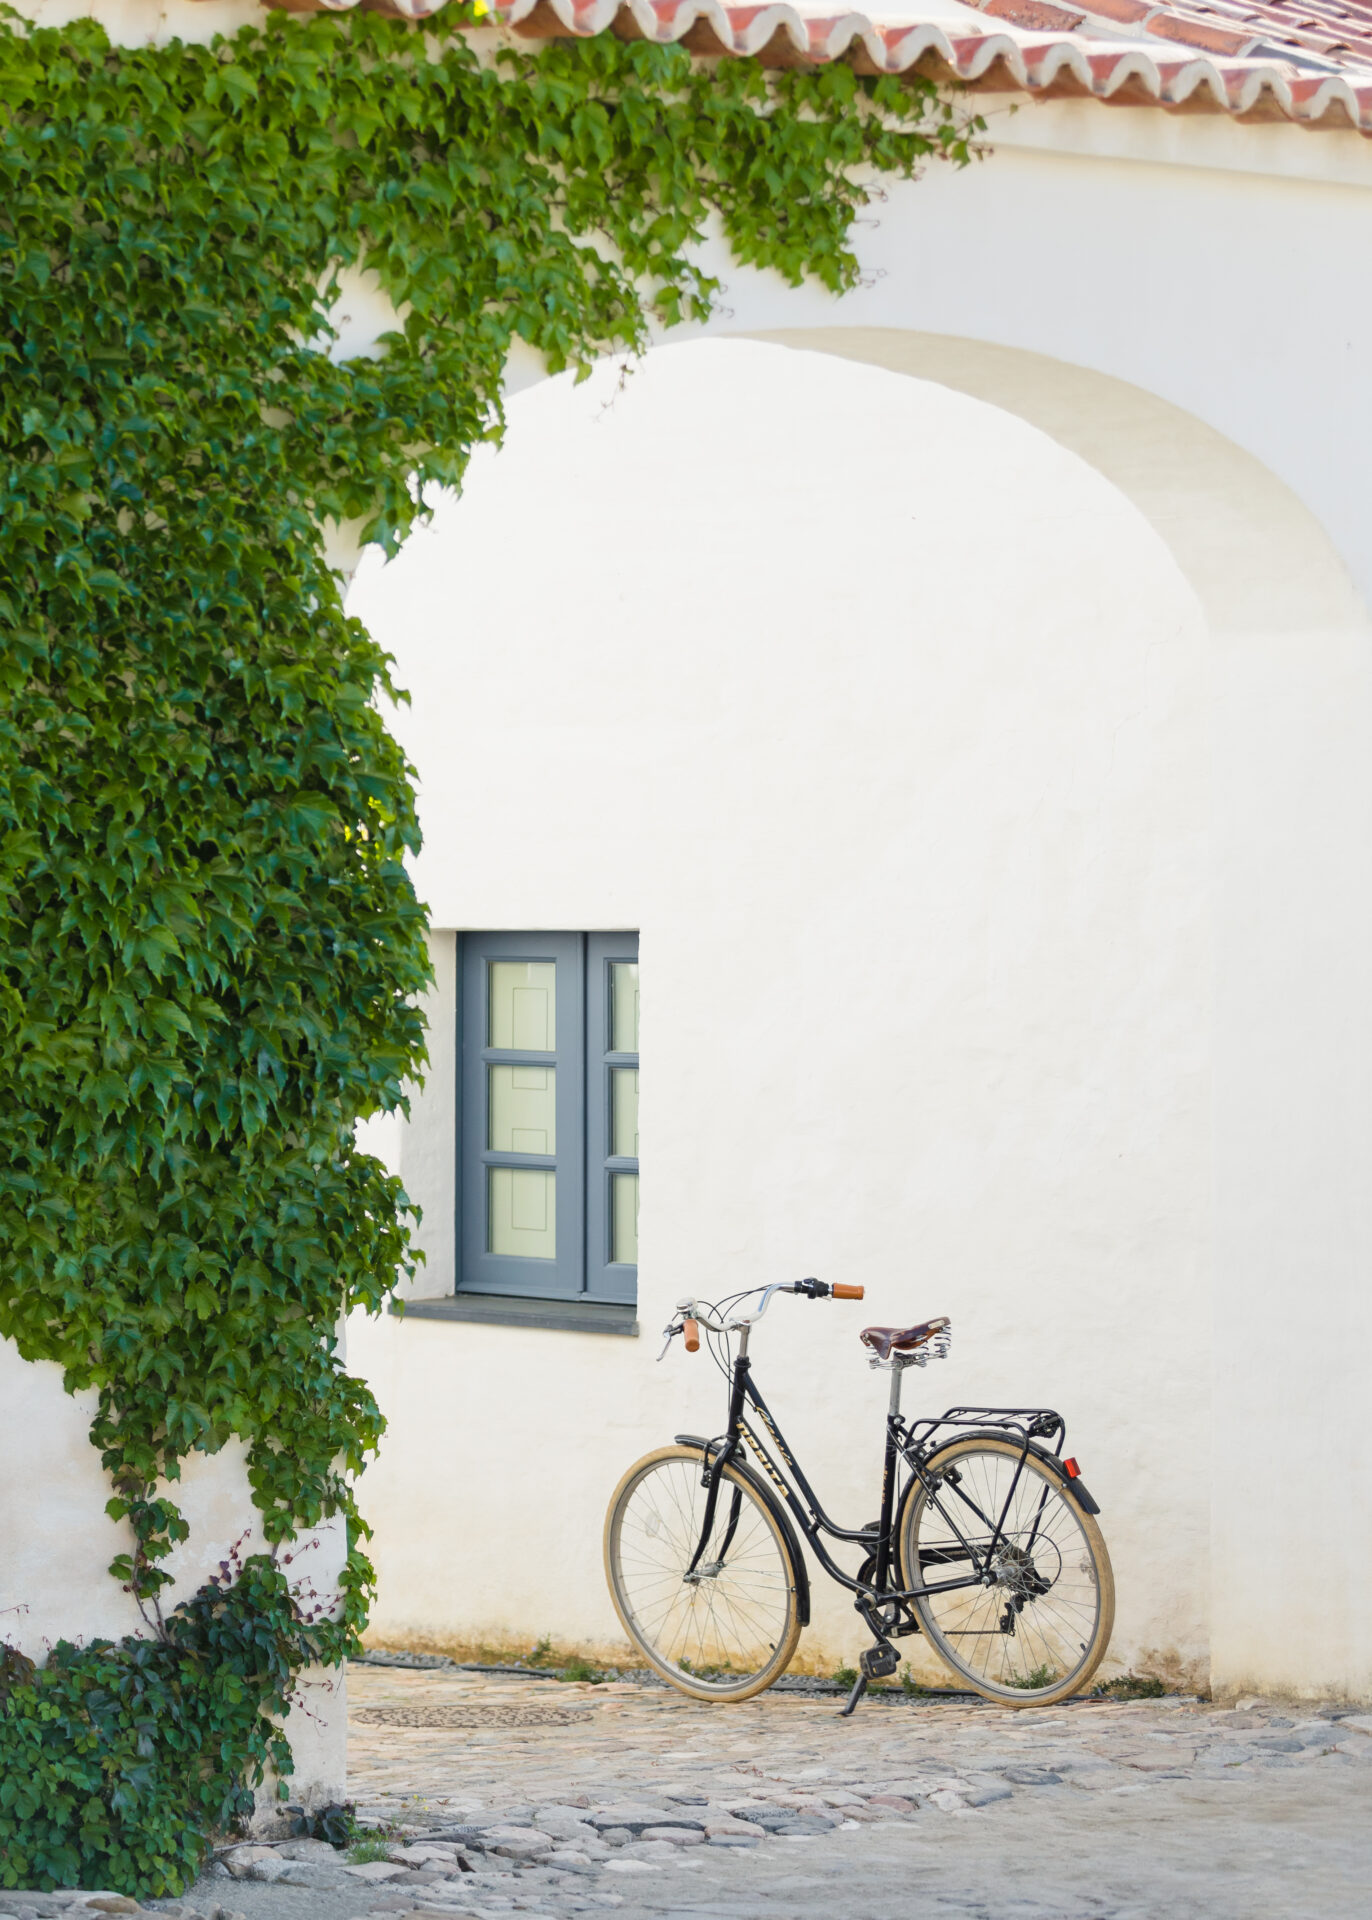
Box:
[684,1475,744,1581]
[685,1327,753,1579]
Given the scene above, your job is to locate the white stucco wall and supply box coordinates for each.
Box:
[333,92,1372,1699]
[347,337,1221,1684]
[0,1338,347,1800]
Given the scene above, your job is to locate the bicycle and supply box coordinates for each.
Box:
[604,1279,1114,1711]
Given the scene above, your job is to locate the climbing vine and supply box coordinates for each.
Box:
[0,1548,333,1896]
[0,1,979,1890]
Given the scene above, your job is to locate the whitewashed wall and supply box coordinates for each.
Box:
[342,104,1372,1702]
[0,1338,347,1801]
[349,338,1217,1683]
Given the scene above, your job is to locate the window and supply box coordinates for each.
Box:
[458,932,638,1305]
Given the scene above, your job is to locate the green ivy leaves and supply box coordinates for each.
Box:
[0,4,976,1886]
[0,1556,321,1895]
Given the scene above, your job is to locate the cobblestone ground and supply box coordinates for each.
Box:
[247,1664,1372,1920]
[329,1665,1372,1920]
[12,1665,1371,1920]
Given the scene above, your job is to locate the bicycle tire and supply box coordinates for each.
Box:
[604,1445,803,1703]
[897,1435,1114,1707]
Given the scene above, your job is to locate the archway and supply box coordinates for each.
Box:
[742,328,1367,641]
[350,331,1372,1696]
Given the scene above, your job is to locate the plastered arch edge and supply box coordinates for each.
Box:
[324,251,1369,641]
[738,328,1370,644]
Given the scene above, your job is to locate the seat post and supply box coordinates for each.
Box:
[888,1360,904,1419]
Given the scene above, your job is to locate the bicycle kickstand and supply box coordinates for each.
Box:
[838,1671,868,1717]
[839,1641,898,1717]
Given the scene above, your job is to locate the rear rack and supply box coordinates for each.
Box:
[901,1404,1066,1455]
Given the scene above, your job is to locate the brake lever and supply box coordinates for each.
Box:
[656,1324,681,1362]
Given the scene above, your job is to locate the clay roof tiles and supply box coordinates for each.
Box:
[260,0,1372,133]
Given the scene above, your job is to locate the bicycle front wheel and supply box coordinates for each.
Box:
[898,1436,1114,1707]
[605,1446,802,1702]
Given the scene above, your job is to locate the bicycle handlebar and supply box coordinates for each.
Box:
[790,1277,865,1304]
[663,1277,865,1356]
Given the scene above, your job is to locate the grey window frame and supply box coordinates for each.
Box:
[585,931,639,1305]
[456,930,638,1308]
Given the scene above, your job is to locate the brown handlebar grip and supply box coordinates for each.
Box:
[832,1284,865,1300]
[683,1317,700,1352]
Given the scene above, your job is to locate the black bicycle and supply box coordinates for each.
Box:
[604,1279,1114,1710]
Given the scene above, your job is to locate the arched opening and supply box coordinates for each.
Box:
[350,333,1372,1697]
[741,327,1368,640]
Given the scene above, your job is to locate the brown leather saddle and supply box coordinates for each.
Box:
[859,1315,951,1361]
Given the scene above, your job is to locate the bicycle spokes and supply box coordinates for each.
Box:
[905,1441,1108,1699]
[607,1453,800,1697]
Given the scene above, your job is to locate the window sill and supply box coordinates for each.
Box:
[393,1292,639,1337]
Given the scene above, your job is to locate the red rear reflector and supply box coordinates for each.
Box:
[1063,1457,1081,1478]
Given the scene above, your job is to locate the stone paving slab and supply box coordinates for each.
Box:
[103,1665,1372,1920]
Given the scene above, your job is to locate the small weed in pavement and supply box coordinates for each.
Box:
[348,1836,395,1865]
[556,1654,607,1684]
[1094,1673,1166,1700]
[1008,1665,1057,1690]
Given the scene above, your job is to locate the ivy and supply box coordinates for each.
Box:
[0,1548,333,1895]
[0,3,979,1892]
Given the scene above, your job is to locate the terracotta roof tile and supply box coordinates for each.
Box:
[1081,0,1156,21]
[982,0,1086,28]
[251,0,1372,134]
[1144,11,1258,51]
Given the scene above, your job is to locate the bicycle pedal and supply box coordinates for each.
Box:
[859,1644,899,1681]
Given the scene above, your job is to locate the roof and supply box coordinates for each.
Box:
[277,0,1372,136]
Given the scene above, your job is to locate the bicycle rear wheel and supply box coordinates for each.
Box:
[898,1436,1114,1707]
[605,1445,802,1702]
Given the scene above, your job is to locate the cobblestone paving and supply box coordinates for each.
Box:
[313,1665,1371,1920]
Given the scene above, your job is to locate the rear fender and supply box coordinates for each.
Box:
[915,1429,1102,1516]
[1031,1445,1102,1515]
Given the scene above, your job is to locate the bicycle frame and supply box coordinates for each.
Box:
[691,1321,1069,1639]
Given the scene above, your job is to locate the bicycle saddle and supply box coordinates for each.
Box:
[859,1316,951,1360]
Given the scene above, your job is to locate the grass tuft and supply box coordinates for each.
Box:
[1007,1664,1057,1690]
[1093,1672,1166,1700]
[347,1836,396,1865]
[555,1653,607,1684]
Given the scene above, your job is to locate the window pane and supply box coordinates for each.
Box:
[489,1065,556,1155]
[611,1172,639,1264]
[489,961,555,1051]
[488,1167,556,1259]
[611,962,639,1053]
[611,1068,638,1158]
